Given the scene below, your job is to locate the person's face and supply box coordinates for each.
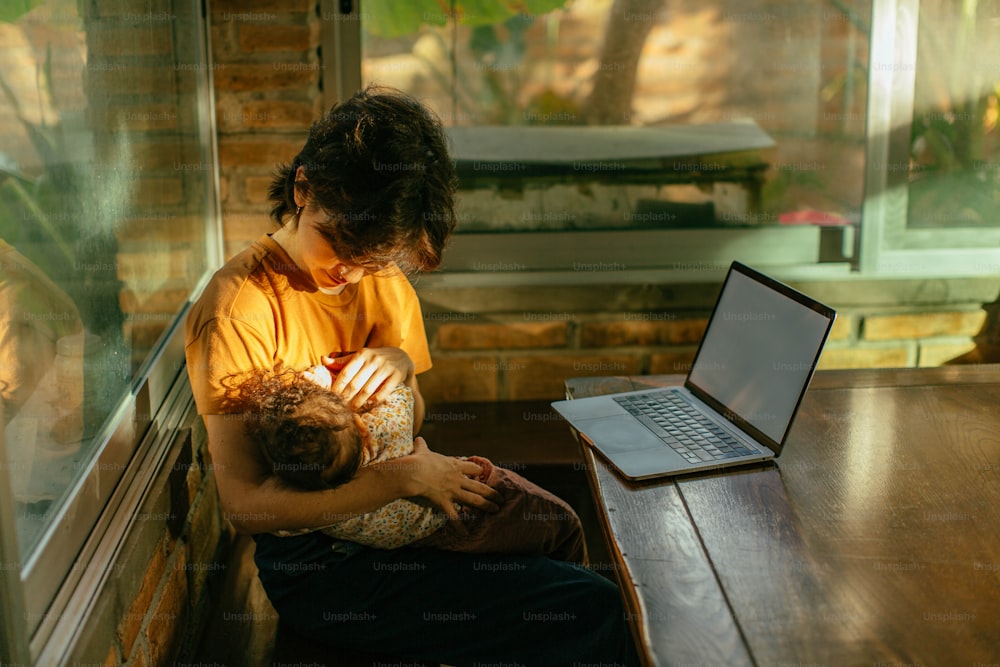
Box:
[294,217,368,295]
[290,167,384,294]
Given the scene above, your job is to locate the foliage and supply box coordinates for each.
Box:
[0,0,43,23]
[363,0,568,37]
[907,0,1000,228]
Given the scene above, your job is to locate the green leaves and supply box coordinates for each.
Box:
[362,0,567,37]
[0,0,44,24]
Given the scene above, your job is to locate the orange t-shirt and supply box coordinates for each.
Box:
[184,233,431,415]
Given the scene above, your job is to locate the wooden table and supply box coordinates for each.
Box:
[565,366,1000,666]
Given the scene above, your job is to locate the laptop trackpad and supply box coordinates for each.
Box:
[577,415,665,454]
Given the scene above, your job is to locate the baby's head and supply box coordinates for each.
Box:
[224,367,365,490]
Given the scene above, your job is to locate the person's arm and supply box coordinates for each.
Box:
[205,413,499,534]
[407,372,425,435]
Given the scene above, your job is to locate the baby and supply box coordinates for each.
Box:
[225,365,586,562]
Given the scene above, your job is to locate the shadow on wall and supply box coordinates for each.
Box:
[947,298,1000,364]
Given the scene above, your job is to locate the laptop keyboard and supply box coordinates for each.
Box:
[614,391,760,465]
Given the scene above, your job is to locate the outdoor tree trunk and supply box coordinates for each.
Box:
[584,0,664,125]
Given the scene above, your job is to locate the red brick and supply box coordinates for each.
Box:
[648,349,698,375]
[118,538,167,656]
[214,93,243,133]
[102,642,119,667]
[241,100,316,129]
[224,238,257,261]
[505,354,642,400]
[218,137,302,168]
[128,139,192,171]
[89,25,173,56]
[125,641,148,667]
[828,314,853,341]
[145,550,189,667]
[917,341,978,367]
[862,311,987,341]
[224,211,275,239]
[117,249,193,282]
[85,68,177,96]
[187,479,223,604]
[581,318,707,347]
[436,322,568,350]
[244,175,275,204]
[214,63,317,92]
[238,24,313,52]
[136,177,184,206]
[112,104,179,132]
[418,356,500,403]
[815,346,912,370]
[211,23,237,61]
[116,215,204,243]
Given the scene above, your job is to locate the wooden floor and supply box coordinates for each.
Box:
[192,400,613,666]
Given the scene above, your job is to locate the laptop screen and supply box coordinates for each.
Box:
[687,263,835,449]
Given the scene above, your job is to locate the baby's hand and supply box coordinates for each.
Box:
[301,364,334,390]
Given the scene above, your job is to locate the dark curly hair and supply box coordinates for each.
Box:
[268,85,458,275]
[221,368,362,491]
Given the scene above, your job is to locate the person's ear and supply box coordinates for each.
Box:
[293,165,309,208]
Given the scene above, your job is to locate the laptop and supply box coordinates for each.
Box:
[551,261,836,480]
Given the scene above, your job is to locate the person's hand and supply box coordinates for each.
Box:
[323,347,414,410]
[301,364,334,389]
[392,437,502,523]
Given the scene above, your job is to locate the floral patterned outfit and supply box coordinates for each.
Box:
[300,385,586,562]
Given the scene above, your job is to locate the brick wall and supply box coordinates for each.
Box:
[415,283,1000,404]
[39,4,998,665]
[206,1,1000,409]
[210,0,323,258]
[64,400,230,666]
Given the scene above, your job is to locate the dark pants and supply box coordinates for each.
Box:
[253,531,641,667]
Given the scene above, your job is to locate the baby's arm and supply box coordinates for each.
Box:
[313,383,454,548]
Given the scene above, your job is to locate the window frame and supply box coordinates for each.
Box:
[325,0,1000,282]
[860,0,1000,277]
[0,0,224,661]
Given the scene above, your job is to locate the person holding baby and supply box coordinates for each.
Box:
[184,85,639,665]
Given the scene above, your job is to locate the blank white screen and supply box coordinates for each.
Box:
[688,269,831,443]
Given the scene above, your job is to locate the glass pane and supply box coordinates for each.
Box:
[0,0,213,561]
[907,0,1000,233]
[361,0,869,246]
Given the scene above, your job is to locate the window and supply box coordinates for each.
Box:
[0,0,220,660]
[323,0,1000,279]
[861,0,1000,275]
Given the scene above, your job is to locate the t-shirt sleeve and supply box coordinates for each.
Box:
[185,316,274,415]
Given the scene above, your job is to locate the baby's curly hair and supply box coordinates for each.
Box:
[221,367,362,490]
